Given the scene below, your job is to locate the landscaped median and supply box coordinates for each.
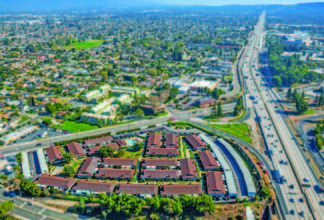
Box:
[207,123,252,144]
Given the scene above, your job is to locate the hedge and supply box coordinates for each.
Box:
[116,128,140,135]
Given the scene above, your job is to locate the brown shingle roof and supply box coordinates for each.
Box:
[198,150,219,170]
[116,139,127,147]
[140,170,179,179]
[160,184,203,195]
[116,184,158,195]
[101,158,137,167]
[66,142,86,157]
[87,145,102,155]
[83,136,114,146]
[95,168,134,179]
[77,157,99,177]
[147,133,162,148]
[206,171,225,195]
[180,159,198,179]
[142,159,178,167]
[146,148,179,156]
[35,175,75,191]
[106,142,119,150]
[185,135,206,150]
[46,146,63,163]
[165,134,179,148]
[72,180,115,194]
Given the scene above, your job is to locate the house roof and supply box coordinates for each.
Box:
[66,142,86,157]
[165,134,179,148]
[116,184,158,195]
[142,159,178,167]
[140,170,179,179]
[147,133,162,148]
[146,148,179,156]
[87,145,102,155]
[198,150,219,169]
[160,184,204,195]
[180,159,198,179]
[95,168,134,179]
[101,158,137,167]
[116,139,127,146]
[206,171,226,195]
[106,142,119,150]
[185,134,206,150]
[45,146,63,163]
[77,157,99,177]
[72,180,115,193]
[83,136,114,146]
[35,175,76,190]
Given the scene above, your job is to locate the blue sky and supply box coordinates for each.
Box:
[147,0,323,5]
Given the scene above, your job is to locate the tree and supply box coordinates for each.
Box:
[0,200,14,219]
[293,88,298,102]
[62,165,75,178]
[233,96,243,116]
[315,134,323,151]
[211,103,217,118]
[230,56,237,64]
[45,103,57,114]
[286,87,292,101]
[147,68,157,77]
[99,146,114,159]
[63,152,74,164]
[20,179,42,197]
[273,76,282,87]
[115,147,125,158]
[133,143,143,151]
[217,102,223,117]
[295,94,308,114]
[16,152,23,164]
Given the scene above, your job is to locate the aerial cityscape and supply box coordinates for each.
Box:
[0,1,324,219]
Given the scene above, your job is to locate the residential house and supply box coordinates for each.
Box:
[146,133,162,148]
[184,135,206,151]
[116,139,127,147]
[115,184,158,198]
[160,184,203,197]
[35,175,75,193]
[45,146,63,164]
[140,170,180,181]
[206,171,226,197]
[101,158,137,169]
[77,157,99,178]
[141,159,179,170]
[146,148,179,157]
[95,168,134,180]
[83,136,114,147]
[66,142,86,158]
[71,180,115,196]
[165,134,179,148]
[180,159,198,180]
[198,150,220,170]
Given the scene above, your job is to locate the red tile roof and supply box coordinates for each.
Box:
[77,157,99,177]
[146,148,179,156]
[198,150,219,170]
[95,168,134,179]
[147,133,162,148]
[206,171,226,195]
[185,135,206,150]
[72,180,115,194]
[106,142,119,150]
[160,184,203,196]
[180,159,198,179]
[66,142,86,157]
[116,139,127,147]
[45,146,63,163]
[35,175,75,191]
[87,145,102,155]
[165,134,179,148]
[141,170,179,179]
[83,136,114,146]
[142,159,178,167]
[101,158,137,167]
[116,184,158,195]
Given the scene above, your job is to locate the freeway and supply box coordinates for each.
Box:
[245,12,324,219]
[243,12,316,219]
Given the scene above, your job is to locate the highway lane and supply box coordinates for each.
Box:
[244,13,314,219]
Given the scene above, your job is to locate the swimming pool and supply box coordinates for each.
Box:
[126,139,136,146]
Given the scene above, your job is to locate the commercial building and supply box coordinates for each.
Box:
[90,99,115,114]
[110,86,139,97]
[22,151,31,178]
[0,125,37,144]
[115,184,158,198]
[37,149,48,174]
[71,180,115,196]
[81,113,114,125]
[206,171,226,197]
[160,184,203,197]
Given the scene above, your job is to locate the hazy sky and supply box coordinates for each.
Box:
[148,0,323,5]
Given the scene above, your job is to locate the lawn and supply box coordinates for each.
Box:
[122,149,142,159]
[229,109,247,122]
[173,121,192,128]
[304,109,315,115]
[208,123,252,144]
[19,116,30,124]
[224,74,233,81]
[53,120,99,133]
[66,40,104,50]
